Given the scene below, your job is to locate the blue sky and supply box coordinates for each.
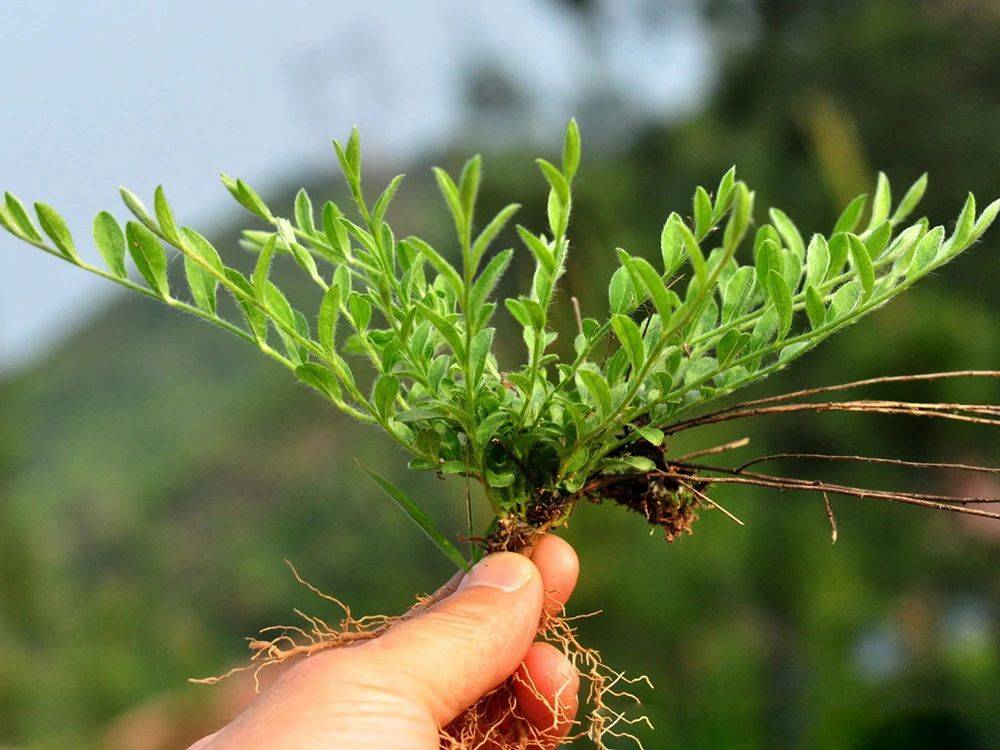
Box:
[0,0,710,372]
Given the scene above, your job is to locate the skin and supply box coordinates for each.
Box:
[189,534,581,749]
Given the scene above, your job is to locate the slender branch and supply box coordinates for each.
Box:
[733,452,1000,475]
[675,437,750,461]
[571,295,584,335]
[671,464,1000,506]
[823,492,838,544]
[677,481,744,526]
[664,399,1000,435]
[674,472,1000,518]
[678,370,1000,426]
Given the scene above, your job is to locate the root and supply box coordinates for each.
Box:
[190,561,422,690]
[193,562,652,749]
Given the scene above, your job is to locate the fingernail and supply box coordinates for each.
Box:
[458,553,533,593]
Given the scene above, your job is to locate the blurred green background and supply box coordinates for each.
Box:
[1,1,998,747]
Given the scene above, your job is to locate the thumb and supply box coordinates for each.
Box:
[358,551,544,726]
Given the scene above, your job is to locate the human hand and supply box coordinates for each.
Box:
[189,534,580,749]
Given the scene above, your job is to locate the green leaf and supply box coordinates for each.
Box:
[767,269,793,340]
[125,221,169,297]
[847,234,875,297]
[970,197,1000,244]
[294,188,316,235]
[891,173,927,225]
[279,219,320,281]
[404,236,463,297]
[778,341,812,364]
[614,455,656,472]
[92,211,127,278]
[34,203,79,261]
[805,284,826,330]
[348,292,373,330]
[236,179,273,221]
[422,305,467,357]
[472,203,520,268]
[345,126,362,174]
[252,234,278,298]
[153,186,180,244]
[373,374,399,418]
[867,172,891,231]
[717,329,750,365]
[781,247,803,293]
[693,186,713,239]
[119,187,161,236]
[684,356,718,387]
[179,227,224,275]
[865,221,892,259]
[714,167,737,217]
[578,368,612,414]
[660,214,682,274]
[721,265,754,322]
[636,427,664,447]
[622,252,675,323]
[359,462,469,572]
[804,234,829,288]
[754,238,783,290]
[675,219,706,285]
[826,233,850,280]
[318,284,340,353]
[950,192,976,251]
[458,155,481,220]
[611,314,645,372]
[535,158,569,206]
[722,183,753,252]
[909,226,945,273]
[373,174,405,226]
[264,280,297,332]
[322,201,351,258]
[520,299,546,330]
[432,167,465,239]
[504,298,531,328]
[224,268,267,342]
[769,208,805,260]
[608,266,637,315]
[4,193,42,242]
[833,193,867,234]
[469,328,494,387]
[184,254,218,313]
[516,225,556,274]
[470,248,513,313]
[829,280,861,320]
[295,363,342,400]
[562,118,581,181]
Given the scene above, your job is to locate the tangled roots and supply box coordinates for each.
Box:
[193,562,652,749]
[442,609,653,749]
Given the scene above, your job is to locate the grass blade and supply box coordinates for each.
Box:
[360,461,470,571]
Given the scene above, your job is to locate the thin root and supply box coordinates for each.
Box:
[192,562,653,749]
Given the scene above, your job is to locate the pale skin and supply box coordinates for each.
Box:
[189,535,581,749]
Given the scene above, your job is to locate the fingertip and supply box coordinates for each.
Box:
[530,535,579,616]
[457,551,541,594]
[513,642,580,741]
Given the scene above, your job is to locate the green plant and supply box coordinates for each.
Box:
[3,121,998,745]
[3,121,996,559]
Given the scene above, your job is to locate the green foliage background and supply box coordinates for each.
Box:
[1,1,997,747]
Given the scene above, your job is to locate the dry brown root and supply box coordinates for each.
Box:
[192,562,653,749]
[442,609,653,749]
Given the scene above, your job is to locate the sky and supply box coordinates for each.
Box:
[0,0,710,373]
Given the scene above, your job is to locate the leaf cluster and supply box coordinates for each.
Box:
[3,121,997,562]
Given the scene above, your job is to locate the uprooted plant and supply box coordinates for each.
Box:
[3,120,998,747]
